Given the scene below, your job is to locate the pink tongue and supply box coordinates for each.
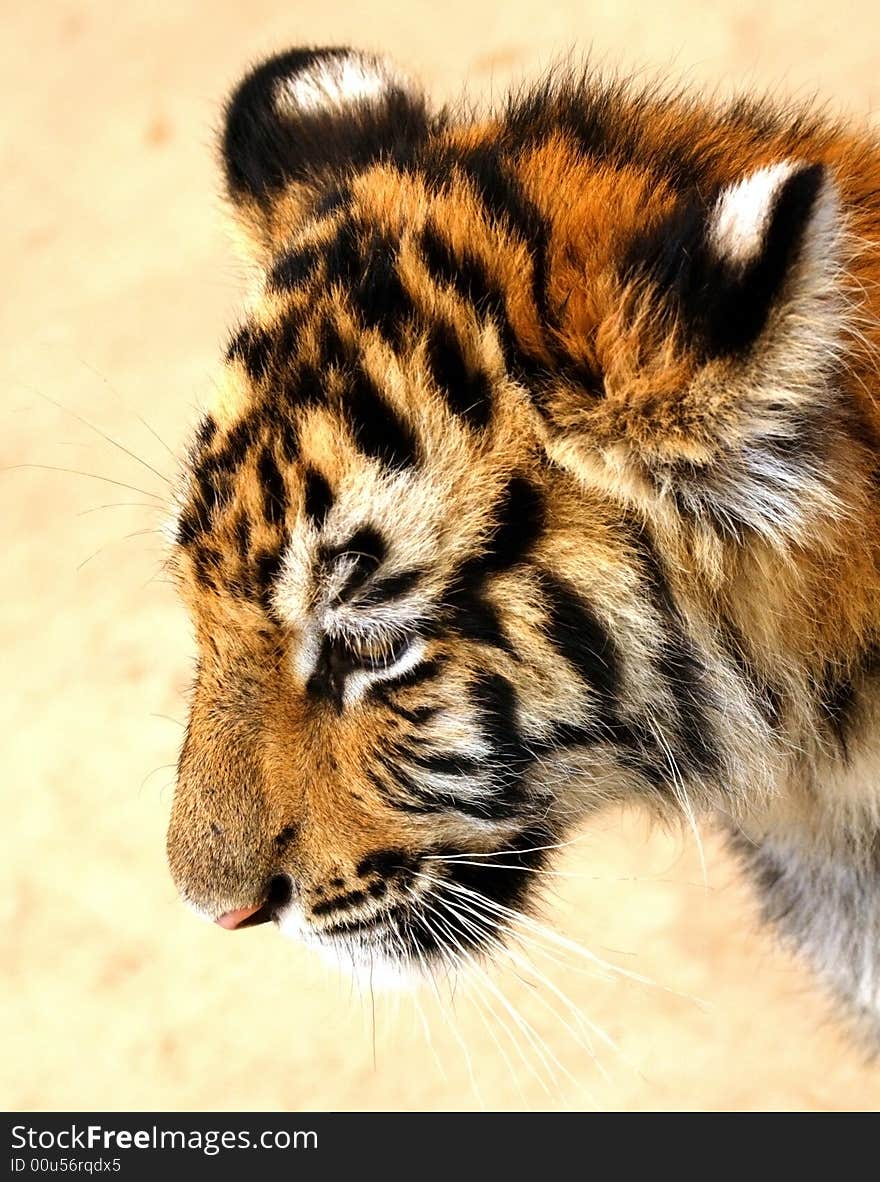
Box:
[215,904,262,930]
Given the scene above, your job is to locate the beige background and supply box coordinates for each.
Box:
[3,0,880,1112]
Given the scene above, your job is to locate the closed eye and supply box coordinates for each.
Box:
[343,631,413,671]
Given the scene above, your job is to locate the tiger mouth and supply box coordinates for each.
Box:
[302,879,509,968]
[235,873,296,927]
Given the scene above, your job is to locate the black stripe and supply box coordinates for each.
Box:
[193,415,217,451]
[323,216,415,343]
[471,672,533,800]
[440,825,552,912]
[353,246,412,341]
[226,324,273,381]
[656,636,721,776]
[420,223,512,335]
[347,368,419,469]
[197,416,260,483]
[382,702,439,725]
[444,581,515,655]
[234,512,251,559]
[419,222,546,384]
[426,321,493,429]
[192,546,221,592]
[268,244,320,291]
[277,412,300,464]
[409,752,481,777]
[176,509,200,547]
[480,475,545,574]
[540,570,619,704]
[315,320,355,373]
[457,145,556,331]
[252,548,283,613]
[817,664,857,756]
[624,521,721,775]
[718,621,783,729]
[504,79,713,195]
[313,186,350,218]
[303,467,334,528]
[281,362,326,415]
[374,757,446,814]
[257,447,287,527]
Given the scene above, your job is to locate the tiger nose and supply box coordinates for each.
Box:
[215,904,264,930]
[213,875,294,930]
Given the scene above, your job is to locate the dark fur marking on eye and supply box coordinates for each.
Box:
[347,368,420,469]
[323,524,387,602]
[305,636,347,712]
[426,320,493,429]
[357,568,423,606]
[257,447,287,527]
[303,467,334,527]
[368,657,445,699]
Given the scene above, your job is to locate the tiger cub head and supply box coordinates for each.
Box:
[166,48,861,976]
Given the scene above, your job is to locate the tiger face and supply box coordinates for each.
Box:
[166,48,880,989]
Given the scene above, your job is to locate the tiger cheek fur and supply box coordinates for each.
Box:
[165,47,880,1042]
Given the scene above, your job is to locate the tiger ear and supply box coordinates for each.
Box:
[549,161,850,545]
[220,47,431,256]
[632,160,837,359]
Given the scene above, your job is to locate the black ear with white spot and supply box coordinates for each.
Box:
[630,161,839,357]
[221,47,431,247]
